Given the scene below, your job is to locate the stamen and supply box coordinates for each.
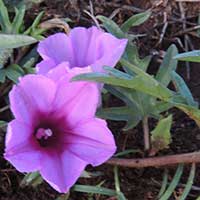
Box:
[36,128,53,140]
[44,129,53,139]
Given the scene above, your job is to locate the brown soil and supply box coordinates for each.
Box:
[1,0,200,200]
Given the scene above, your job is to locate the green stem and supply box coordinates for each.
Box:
[143,116,150,151]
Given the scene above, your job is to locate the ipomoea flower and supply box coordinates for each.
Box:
[4,65,116,193]
[36,26,127,74]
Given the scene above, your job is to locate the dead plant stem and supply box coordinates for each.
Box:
[106,152,200,168]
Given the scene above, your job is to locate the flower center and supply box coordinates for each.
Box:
[35,128,53,147]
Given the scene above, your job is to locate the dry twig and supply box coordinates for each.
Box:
[173,24,200,37]
[179,2,191,79]
[155,11,168,46]
[106,151,200,168]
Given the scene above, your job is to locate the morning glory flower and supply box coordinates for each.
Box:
[36,26,127,74]
[4,65,116,193]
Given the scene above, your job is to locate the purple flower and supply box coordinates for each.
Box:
[4,65,116,193]
[36,26,127,75]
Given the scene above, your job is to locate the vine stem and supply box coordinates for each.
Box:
[106,152,200,168]
[142,116,150,151]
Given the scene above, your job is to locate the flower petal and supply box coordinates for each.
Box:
[69,27,102,67]
[66,118,116,166]
[9,75,56,124]
[51,67,99,125]
[37,26,127,75]
[37,33,75,66]
[4,120,41,172]
[59,82,99,126]
[91,34,127,72]
[40,150,86,193]
[84,26,105,66]
[36,59,56,75]
[46,62,70,82]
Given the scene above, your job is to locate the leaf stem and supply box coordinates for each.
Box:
[142,116,150,151]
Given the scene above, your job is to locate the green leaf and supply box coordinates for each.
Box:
[151,115,172,152]
[121,11,151,32]
[20,172,43,187]
[0,48,13,69]
[156,44,178,86]
[97,106,134,121]
[119,59,173,100]
[96,15,125,38]
[118,62,200,126]
[0,120,7,128]
[123,43,151,72]
[80,170,102,178]
[74,60,200,127]
[12,5,26,33]
[179,163,196,200]
[24,11,44,35]
[130,91,156,117]
[74,65,200,128]
[174,50,200,62]
[0,34,37,48]
[174,103,200,127]
[73,67,173,101]
[158,169,168,198]
[72,184,119,197]
[160,164,184,200]
[55,193,70,200]
[104,85,138,108]
[96,106,141,130]
[152,101,173,116]
[105,84,161,120]
[0,69,6,83]
[81,171,102,178]
[172,71,197,107]
[22,57,35,68]
[104,66,132,79]
[22,57,36,74]
[18,46,38,66]
[6,64,24,83]
[104,85,145,130]
[114,167,127,200]
[0,0,11,32]
[31,11,44,29]
[87,73,170,99]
